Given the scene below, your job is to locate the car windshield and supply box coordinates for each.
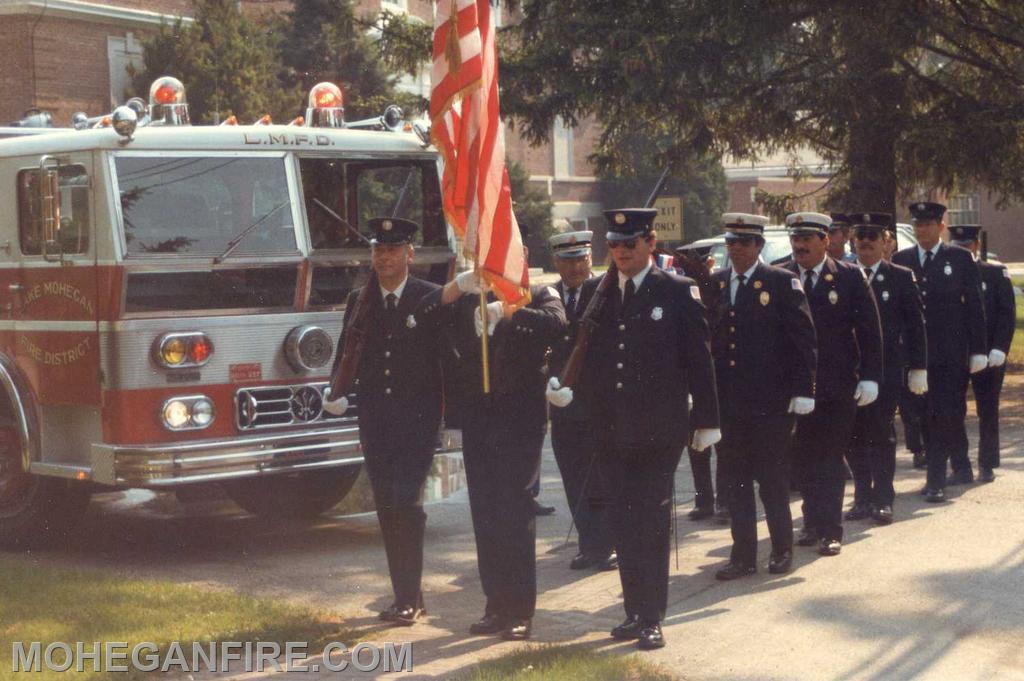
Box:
[115,155,299,258]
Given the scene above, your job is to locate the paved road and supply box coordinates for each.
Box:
[21,377,1024,680]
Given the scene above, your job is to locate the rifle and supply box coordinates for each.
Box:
[328,270,379,399]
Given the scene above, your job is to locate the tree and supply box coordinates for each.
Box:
[130,0,299,124]
[501,1,1024,214]
[508,159,555,269]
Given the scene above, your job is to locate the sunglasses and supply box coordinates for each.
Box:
[608,236,650,250]
[725,236,757,245]
[854,230,881,241]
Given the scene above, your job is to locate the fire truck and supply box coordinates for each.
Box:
[0,78,457,544]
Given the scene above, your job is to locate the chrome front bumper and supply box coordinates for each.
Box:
[89,424,363,487]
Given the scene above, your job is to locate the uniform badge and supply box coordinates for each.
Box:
[882,290,890,302]
[615,212,626,224]
[759,291,770,306]
[791,278,803,291]
[876,273,884,282]
[824,273,834,282]
[944,263,952,276]
[719,280,726,289]
[753,280,763,289]
[406,314,417,329]
[828,290,839,305]
[651,306,664,320]
[982,282,987,292]
[382,219,393,231]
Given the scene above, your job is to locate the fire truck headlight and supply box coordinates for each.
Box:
[191,398,215,427]
[161,395,215,431]
[155,332,214,368]
[162,400,190,429]
[161,337,187,365]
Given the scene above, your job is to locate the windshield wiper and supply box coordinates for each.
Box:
[311,198,373,247]
[213,200,290,264]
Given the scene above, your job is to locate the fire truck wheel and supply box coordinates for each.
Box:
[221,464,362,519]
[0,438,91,546]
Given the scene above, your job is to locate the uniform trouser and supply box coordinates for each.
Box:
[718,413,795,566]
[689,445,730,510]
[927,365,970,489]
[461,405,543,620]
[899,388,928,454]
[971,365,1006,469]
[362,430,436,608]
[599,445,682,623]
[848,381,899,508]
[551,418,613,558]
[793,397,857,541]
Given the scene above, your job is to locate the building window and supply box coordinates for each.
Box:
[108,33,143,107]
[553,117,574,179]
[947,192,980,225]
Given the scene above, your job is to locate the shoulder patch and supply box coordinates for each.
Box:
[1003,268,1012,279]
[690,285,701,300]
[791,277,803,292]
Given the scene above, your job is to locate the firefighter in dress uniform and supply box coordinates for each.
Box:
[948,224,1016,483]
[703,213,817,580]
[892,202,988,501]
[846,213,928,525]
[419,246,566,641]
[546,228,617,571]
[323,217,442,626]
[784,212,883,556]
[547,208,720,650]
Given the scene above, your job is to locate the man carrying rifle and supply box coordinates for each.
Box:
[323,217,442,627]
[547,208,720,650]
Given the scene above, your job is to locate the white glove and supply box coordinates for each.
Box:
[690,428,722,451]
[788,396,815,415]
[908,369,928,395]
[988,349,1006,368]
[321,387,349,416]
[455,270,484,294]
[474,300,503,337]
[545,376,574,407]
[854,380,879,407]
[969,354,988,374]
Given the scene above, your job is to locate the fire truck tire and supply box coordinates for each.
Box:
[222,464,362,519]
[0,463,91,547]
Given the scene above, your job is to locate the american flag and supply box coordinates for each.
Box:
[430,0,530,306]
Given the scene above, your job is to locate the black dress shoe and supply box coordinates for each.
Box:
[469,613,508,635]
[688,505,715,521]
[500,618,532,641]
[924,488,945,503]
[844,503,872,521]
[979,466,996,483]
[715,561,756,581]
[796,528,819,547]
[390,604,425,627]
[873,505,894,525]
[569,552,597,570]
[637,622,666,650]
[912,451,927,469]
[597,550,619,571]
[946,469,974,486]
[531,499,556,516]
[768,550,793,574]
[610,615,643,640]
[818,538,841,556]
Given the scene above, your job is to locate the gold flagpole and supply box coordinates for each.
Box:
[477,268,491,394]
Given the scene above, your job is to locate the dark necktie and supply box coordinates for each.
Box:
[923,250,933,270]
[565,287,578,317]
[384,292,398,328]
[804,269,815,293]
[733,273,746,305]
[864,267,872,283]
[620,278,635,316]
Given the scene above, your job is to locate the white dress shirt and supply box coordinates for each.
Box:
[730,262,759,305]
[617,262,653,301]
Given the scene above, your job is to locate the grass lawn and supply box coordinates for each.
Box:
[450,645,678,681]
[0,554,357,681]
[1008,276,1024,368]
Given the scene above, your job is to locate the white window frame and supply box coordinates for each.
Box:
[553,116,574,179]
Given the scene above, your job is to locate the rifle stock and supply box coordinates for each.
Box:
[328,271,379,398]
[558,262,618,389]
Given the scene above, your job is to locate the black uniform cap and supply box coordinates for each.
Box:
[603,208,658,241]
[949,224,982,242]
[369,217,418,245]
[908,201,946,223]
[850,212,894,231]
[829,213,851,230]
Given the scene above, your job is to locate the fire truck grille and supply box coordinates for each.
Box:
[235,383,351,430]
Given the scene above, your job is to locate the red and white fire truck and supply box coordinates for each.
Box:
[0,78,457,543]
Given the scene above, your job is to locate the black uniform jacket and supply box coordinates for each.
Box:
[421,283,566,430]
[338,276,444,440]
[785,257,883,402]
[548,277,593,423]
[893,243,987,367]
[577,266,719,451]
[707,262,817,418]
[866,260,927,384]
[978,260,1016,355]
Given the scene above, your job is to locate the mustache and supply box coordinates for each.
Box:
[794,248,810,255]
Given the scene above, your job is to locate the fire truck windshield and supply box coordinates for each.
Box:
[115,155,298,258]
